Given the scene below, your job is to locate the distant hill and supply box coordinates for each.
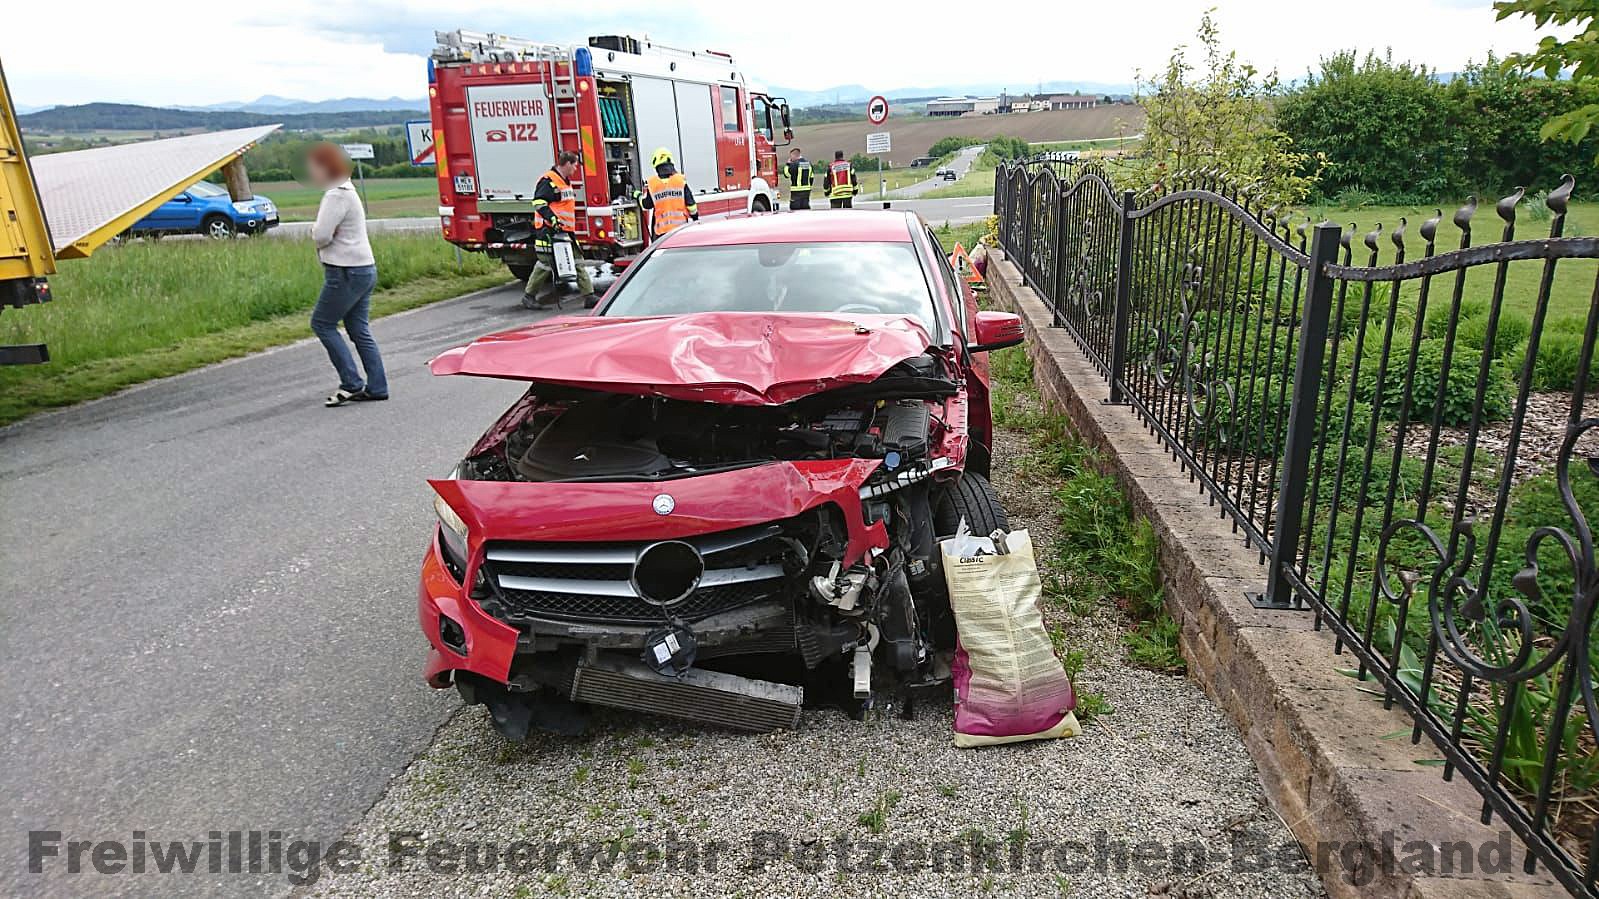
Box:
[19,103,419,133]
[178,95,428,115]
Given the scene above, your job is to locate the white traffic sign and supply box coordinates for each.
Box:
[866,132,891,154]
[404,121,435,166]
[341,143,375,160]
[866,95,889,125]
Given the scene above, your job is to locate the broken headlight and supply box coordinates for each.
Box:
[434,486,469,577]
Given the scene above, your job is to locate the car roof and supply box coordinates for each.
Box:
[656,209,919,248]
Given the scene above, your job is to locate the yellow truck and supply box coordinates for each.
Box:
[0,57,53,364]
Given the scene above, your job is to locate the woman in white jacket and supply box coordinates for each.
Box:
[306,142,387,407]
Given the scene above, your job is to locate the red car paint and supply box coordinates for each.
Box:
[418,210,1023,702]
[421,460,891,686]
[429,312,933,405]
[661,210,916,247]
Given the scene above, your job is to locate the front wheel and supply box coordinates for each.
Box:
[751,195,771,213]
[933,472,1009,538]
[202,216,235,239]
[506,262,534,281]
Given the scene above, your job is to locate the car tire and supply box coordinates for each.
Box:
[202,216,235,240]
[933,472,1009,538]
[751,196,771,213]
[506,262,534,281]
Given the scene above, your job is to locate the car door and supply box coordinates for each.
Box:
[140,191,192,231]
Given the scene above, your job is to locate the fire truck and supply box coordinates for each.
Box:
[427,31,793,279]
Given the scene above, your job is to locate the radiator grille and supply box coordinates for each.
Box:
[480,522,797,625]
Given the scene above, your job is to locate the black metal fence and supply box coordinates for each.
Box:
[996,160,1599,896]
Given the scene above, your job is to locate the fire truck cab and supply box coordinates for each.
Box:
[428,31,792,278]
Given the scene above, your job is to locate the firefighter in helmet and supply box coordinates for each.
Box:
[640,147,699,238]
[524,149,594,309]
[822,150,859,208]
[785,147,813,211]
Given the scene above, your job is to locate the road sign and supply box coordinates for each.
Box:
[866,95,889,126]
[404,121,435,166]
[341,143,375,160]
[866,132,891,154]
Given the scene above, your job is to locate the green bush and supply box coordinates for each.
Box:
[928,136,982,158]
[1355,338,1513,425]
[1423,299,1489,339]
[1455,312,1531,361]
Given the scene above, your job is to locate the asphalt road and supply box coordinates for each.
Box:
[887,144,985,199]
[0,281,542,897]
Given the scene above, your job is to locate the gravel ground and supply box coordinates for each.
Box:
[304,404,1326,899]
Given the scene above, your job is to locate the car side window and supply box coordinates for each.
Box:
[928,228,968,339]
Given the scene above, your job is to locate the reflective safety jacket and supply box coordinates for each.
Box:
[824,159,857,199]
[532,168,577,237]
[785,158,813,195]
[644,172,697,236]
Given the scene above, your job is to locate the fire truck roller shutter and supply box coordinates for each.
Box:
[630,77,683,186]
[673,83,719,197]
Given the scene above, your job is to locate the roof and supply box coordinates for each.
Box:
[30,124,280,259]
[657,210,917,248]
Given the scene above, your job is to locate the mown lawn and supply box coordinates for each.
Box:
[0,234,506,425]
[255,178,440,222]
[1307,200,1598,326]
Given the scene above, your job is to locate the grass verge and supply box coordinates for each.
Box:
[988,343,1187,676]
[0,234,506,425]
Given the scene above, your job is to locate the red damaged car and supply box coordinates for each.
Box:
[420,211,1026,737]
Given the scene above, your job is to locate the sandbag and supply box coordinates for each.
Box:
[941,525,1081,748]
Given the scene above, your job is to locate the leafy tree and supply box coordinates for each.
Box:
[1445,56,1599,194]
[1126,12,1322,207]
[928,136,982,158]
[1496,0,1599,153]
[1275,51,1454,202]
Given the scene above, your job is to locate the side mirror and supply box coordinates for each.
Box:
[970,310,1024,353]
[779,102,792,128]
[174,194,193,203]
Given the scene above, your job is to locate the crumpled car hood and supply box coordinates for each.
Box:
[429,312,932,405]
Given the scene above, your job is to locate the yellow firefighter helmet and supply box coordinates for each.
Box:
[651,147,675,169]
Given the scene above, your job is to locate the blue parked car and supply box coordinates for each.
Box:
[130,181,278,239]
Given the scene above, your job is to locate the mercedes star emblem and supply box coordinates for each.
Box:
[652,494,676,515]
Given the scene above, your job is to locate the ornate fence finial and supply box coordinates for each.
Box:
[1341,224,1355,252]
[1421,210,1441,246]
[1548,174,1574,217]
[1363,223,1383,256]
[1496,187,1525,225]
[1391,217,1407,254]
[1453,196,1478,236]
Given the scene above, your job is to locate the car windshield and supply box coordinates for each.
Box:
[602,242,938,330]
[187,181,228,197]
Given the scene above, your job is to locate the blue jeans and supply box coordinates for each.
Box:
[311,264,387,397]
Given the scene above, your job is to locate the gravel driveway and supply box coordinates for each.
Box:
[306,407,1327,899]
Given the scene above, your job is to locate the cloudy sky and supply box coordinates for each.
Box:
[0,0,1564,108]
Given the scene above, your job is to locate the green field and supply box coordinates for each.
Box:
[920,168,998,199]
[1304,200,1599,326]
[0,234,505,425]
[256,178,439,222]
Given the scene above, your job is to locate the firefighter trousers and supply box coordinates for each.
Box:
[829,197,853,209]
[524,246,594,303]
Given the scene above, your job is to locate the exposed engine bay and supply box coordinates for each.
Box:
[432,351,1009,737]
[458,354,956,484]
